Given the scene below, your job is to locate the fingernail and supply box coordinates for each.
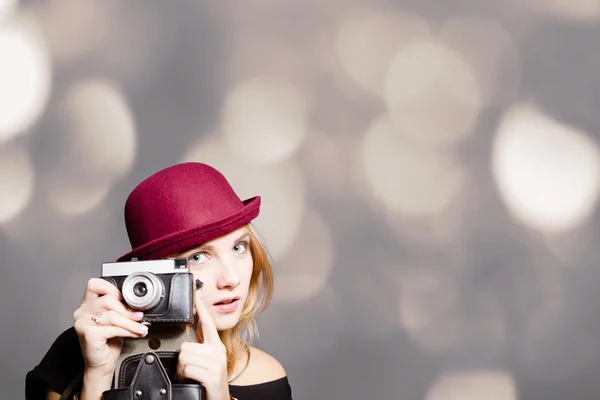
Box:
[139,324,148,333]
[133,312,144,319]
[195,279,203,291]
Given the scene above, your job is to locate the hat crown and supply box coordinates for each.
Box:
[124,162,245,252]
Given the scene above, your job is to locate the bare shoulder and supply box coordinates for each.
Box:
[231,346,287,386]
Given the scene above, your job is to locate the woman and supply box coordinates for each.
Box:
[25,162,292,400]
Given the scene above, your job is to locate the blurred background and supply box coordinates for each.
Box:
[3,0,600,399]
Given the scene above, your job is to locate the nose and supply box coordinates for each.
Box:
[216,255,241,289]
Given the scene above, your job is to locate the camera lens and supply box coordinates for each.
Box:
[122,272,164,311]
[133,282,148,297]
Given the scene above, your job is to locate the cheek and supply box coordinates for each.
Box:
[240,258,253,282]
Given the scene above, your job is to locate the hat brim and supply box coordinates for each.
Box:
[116,196,261,262]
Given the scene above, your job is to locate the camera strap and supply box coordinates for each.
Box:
[103,322,204,400]
[102,351,205,400]
[58,371,83,400]
[129,352,171,399]
[112,323,197,389]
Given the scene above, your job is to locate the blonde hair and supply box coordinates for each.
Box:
[198,223,274,377]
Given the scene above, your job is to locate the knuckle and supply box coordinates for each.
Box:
[73,310,88,325]
[77,325,90,339]
[106,296,125,311]
[73,320,84,333]
[86,278,97,290]
[183,365,194,376]
[100,295,117,309]
[103,310,114,324]
[94,297,106,309]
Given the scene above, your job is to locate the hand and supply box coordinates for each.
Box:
[176,289,230,400]
[73,278,149,378]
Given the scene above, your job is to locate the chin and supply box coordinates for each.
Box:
[214,313,242,331]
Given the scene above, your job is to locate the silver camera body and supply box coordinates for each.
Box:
[101,258,195,324]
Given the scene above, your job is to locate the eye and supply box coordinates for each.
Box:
[233,241,248,254]
[188,252,208,265]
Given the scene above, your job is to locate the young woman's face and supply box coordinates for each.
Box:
[173,226,254,331]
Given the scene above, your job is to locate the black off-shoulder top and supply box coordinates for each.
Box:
[25,327,292,400]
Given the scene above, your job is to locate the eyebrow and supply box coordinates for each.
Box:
[182,232,250,257]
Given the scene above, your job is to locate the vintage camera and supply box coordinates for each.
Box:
[101,258,195,324]
[100,258,205,400]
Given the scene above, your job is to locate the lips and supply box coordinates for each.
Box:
[213,297,240,313]
[213,296,239,306]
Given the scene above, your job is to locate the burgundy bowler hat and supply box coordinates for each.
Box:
[116,162,261,262]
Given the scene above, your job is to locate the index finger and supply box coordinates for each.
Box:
[82,277,122,302]
[195,289,220,345]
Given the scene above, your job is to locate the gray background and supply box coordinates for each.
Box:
[3,0,600,399]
